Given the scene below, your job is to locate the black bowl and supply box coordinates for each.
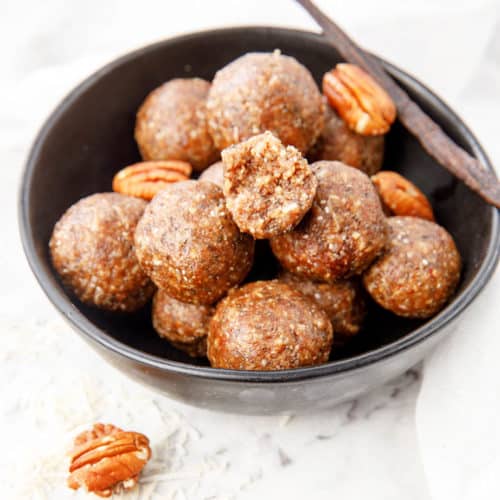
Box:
[19,27,499,414]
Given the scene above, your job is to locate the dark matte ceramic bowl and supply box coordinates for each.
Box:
[19,27,499,414]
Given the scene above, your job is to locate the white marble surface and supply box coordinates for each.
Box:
[1,1,499,499]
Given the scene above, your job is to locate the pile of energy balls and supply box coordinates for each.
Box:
[50,51,461,371]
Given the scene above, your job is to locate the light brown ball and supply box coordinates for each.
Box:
[50,193,154,312]
[279,271,366,346]
[207,281,333,370]
[152,289,213,357]
[198,161,224,187]
[134,180,254,305]
[206,52,324,153]
[363,216,461,318]
[135,78,219,171]
[308,104,384,176]
[270,161,388,282]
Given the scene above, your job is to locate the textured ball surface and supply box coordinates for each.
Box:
[271,161,388,281]
[206,52,324,153]
[50,193,154,312]
[134,180,254,304]
[207,281,333,370]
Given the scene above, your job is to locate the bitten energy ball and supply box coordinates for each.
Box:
[271,161,388,282]
[135,78,219,171]
[221,132,317,239]
[279,271,365,345]
[363,217,461,318]
[198,161,224,187]
[206,51,324,153]
[152,289,212,357]
[207,281,333,370]
[135,180,254,305]
[50,193,155,312]
[309,104,384,176]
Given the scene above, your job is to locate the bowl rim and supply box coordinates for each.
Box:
[19,26,500,383]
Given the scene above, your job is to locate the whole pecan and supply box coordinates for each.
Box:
[67,423,151,498]
[112,160,192,200]
[323,63,396,136]
[371,171,435,221]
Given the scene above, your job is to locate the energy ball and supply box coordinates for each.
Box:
[221,132,317,239]
[134,180,254,305]
[198,161,224,187]
[207,281,333,370]
[135,78,219,171]
[50,193,155,312]
[152,289,213,357]
[363,216,461,318]
[270,161,388,282]
[279,271,365,346]
[206,51,324,153]
[309,104,384,176]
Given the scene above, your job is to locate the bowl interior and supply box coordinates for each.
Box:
[22,27,497,369]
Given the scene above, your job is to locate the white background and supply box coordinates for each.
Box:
[1,1,500,499]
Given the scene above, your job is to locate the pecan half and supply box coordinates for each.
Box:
[371,171,435,221]
[67,423,151,498]
[112,160,192,200]
[323,63,396,136]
